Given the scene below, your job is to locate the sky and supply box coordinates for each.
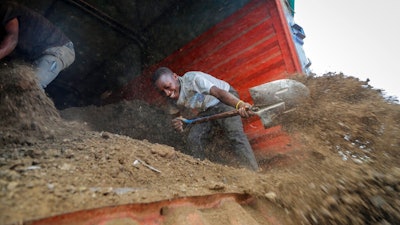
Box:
[293,0,400,99]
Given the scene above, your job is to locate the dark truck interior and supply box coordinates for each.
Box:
[14,0,251,109]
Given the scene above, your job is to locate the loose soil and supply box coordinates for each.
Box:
[1,63,399,225]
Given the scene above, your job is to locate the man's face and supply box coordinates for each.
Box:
[155,73,180,100]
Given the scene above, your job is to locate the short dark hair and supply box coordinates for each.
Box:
[152,67,173,84]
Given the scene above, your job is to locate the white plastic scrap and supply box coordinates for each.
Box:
[338,151,348,161]
[344,134,351,141]
[133,159,161,173]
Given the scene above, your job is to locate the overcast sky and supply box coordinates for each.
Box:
[294,0,400,99]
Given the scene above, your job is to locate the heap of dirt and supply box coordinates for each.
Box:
[60,99,186,152]
[279,73,400,224]
[0,63,399,225]
[0,63,71,146]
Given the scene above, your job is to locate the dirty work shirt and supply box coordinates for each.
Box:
[176,71,230,112]
[0,1,71,60]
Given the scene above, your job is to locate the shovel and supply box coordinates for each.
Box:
[177,79,309,128]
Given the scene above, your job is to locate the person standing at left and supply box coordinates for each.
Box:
[0,1,75,89]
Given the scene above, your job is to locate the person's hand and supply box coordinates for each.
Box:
[172,117,184,132]
[237,101,253,118]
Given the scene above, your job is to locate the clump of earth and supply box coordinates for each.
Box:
[0,62,399,225]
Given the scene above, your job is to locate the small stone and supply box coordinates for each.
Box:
[320,185,329,194]
[101,132,112,139]
[265,191,277,201]
[63,149,75,158]
[369,195,387,208]
[59,163,73,170]
[47,183,55,190]
[78,186,87,192]
[320,207,333,218]
[323,196,338,208]
[383,174,397,186]
[341,194,355,205]
[352,158,363,164]
[26,149,43,158]
[7,181,18,190]
[383,185,395,194]
[208,182,225,191]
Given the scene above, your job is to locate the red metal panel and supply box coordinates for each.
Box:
[189,22,276,77]
[115,0,304,155]
[273,0,303,73]
[159,0,267,72]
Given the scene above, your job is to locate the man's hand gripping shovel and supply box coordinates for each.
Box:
[176,79,310,128]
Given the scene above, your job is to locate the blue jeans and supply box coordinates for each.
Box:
[34,42,75,88]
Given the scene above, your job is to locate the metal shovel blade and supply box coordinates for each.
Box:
[249,79,309,128]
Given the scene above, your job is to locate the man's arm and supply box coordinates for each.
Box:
[0,18,19,59]
[209,86,252,118]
